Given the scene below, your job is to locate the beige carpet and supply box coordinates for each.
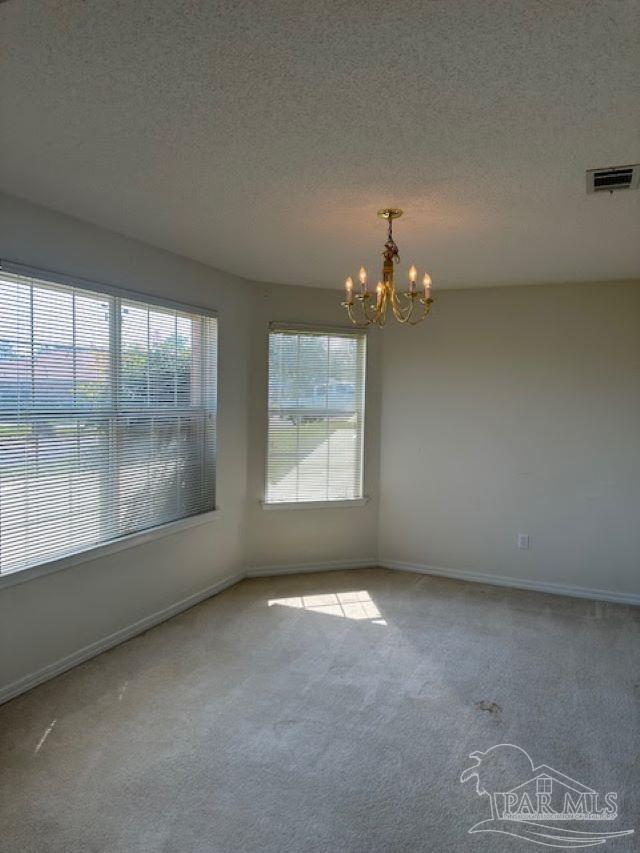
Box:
[1,568,638,852]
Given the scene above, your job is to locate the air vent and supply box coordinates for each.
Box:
[586,164,640,194]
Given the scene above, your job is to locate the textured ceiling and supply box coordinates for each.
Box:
[1,0,639,289]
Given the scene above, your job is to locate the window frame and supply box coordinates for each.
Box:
[262,322,369,509]
[0,259,219,588]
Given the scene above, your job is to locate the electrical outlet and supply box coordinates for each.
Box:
[517,534,530,550]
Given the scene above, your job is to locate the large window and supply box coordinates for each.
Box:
[0,266,217,575]
[266,326,366,504]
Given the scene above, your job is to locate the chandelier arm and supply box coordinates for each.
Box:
[377,287,390,325]
[406,298,434,326]
[343,292,385,326]
[344,300,374,327]
[363,297,380,324]
[389,288,417,324]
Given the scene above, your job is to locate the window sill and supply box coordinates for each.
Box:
[261,497,370,511]
[0,510,220,590]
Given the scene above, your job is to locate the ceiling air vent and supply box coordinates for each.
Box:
[586,164,640,194]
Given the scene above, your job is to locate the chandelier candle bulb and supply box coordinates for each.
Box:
[345,277,354,303]
[358,266,367,291]
[423,273,432,300]
[408,265,417,295]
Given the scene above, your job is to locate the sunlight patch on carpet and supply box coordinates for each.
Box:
[268,590,386,624]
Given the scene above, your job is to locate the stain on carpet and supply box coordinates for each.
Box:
[475,700,502,722]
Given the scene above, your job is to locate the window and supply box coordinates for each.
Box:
[266,326,366,504]
[0,266,217,575]
[537,777,552,795]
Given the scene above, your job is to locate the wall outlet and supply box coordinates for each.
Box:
[517,534,530,550]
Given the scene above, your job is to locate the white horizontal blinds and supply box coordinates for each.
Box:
[0,269,217,574]
[267,328,366,503]
[116,298,216,536]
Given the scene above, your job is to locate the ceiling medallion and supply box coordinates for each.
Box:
[342,208,433,327]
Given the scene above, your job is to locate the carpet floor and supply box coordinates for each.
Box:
[0,567,638,852]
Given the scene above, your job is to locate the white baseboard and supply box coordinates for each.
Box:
[4,557,637,706]
[2,562,377,706]
[379,559,640,607]
[0,571,244,706]
[246,558,378,578]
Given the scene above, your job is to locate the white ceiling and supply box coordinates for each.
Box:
[1,0,639,289]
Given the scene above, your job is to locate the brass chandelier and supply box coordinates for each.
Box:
[342,208,433,327]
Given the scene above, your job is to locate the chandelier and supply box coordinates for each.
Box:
[342,208,433,326]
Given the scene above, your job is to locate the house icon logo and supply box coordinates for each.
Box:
[460,744,634,848]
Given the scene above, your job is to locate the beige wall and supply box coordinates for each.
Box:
[378,281,640,597]
[244,281,380,569]
[0,193,252,690]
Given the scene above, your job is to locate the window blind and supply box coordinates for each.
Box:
[266,327,366,503]
[0,268,217,575]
